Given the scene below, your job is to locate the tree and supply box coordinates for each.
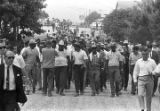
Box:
[0,0,48,43]
[103,9,129,41]
[85,11,101,25]
[102,1,157,44]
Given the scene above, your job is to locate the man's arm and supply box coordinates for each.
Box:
[133,61,140,83]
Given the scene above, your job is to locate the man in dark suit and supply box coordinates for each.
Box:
[148,44,159,96]
[0,50,27,111]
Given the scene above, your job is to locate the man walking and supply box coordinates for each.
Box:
[133,47,156,111]
[89,44,101,96]
[22,39,40,94]
[106,43,123,97]
[42,40,57,97]
[0,50,27,111]
[129,46,142,95]
[72,42,88,97]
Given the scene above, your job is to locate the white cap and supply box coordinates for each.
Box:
[29,39,36,44]
[59,40,64,45]
[123,40,128,44]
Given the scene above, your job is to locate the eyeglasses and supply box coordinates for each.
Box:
[7,56,15,60]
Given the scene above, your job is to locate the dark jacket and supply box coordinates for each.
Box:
[151,51,159,64]
[0,64,27,104]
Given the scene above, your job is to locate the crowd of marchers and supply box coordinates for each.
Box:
[0,35,160,111]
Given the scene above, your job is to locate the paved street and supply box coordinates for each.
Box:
[21,82,160,111]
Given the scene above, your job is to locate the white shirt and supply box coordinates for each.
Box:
[0,55,4,64]
[36,45,42,62]
[133,58,157,82]
[73,50,88,65]
[153,63,160,75]
[3,64,16,90]
[55,50,68,66]
[106,51,122,66]
[13,54,26,69]
[20,47,28,55]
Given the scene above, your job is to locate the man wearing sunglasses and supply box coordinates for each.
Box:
[0,50,27,111]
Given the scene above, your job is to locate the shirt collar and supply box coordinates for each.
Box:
[4,63,13,68]
[141,58,150,62]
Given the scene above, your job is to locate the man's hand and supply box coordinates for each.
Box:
[19,103,24,107]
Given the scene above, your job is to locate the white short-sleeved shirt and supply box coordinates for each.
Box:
[55,50,68,67]
[72,50,88,65]
[133,58,157,82]
[13,54,26,69]
[106,51,122,66]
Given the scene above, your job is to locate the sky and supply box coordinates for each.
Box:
[44,0,141,23]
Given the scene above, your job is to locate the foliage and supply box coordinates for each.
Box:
[103,9,130,41]
[103,0,160,44]
[85,11,101,25]
[0,0,48,42]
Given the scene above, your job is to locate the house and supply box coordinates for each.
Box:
[116,0,139,10]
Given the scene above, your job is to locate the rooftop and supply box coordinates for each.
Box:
[116,0,140,10]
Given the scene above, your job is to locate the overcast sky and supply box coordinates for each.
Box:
[44,0,141,23]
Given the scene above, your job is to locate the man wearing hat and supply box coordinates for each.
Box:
[22,39,40,94]
[72,42,88,97]
[89,44,101,96]
[55,40,69,96]
[106,43,123,97]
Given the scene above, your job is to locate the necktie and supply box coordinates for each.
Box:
[6,66,10,90]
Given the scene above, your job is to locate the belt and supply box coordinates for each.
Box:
[74,64,82,66]
[3,90,16,93]
[138,75,153,78]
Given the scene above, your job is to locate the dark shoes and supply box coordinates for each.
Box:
[110,94,115,97]
[60,92,65,96]
[56,90,59,94]
[26,90,30,95]
[131,92,136,95]
[91,93,95,96]
[124,88,127,91]
[38,87,42,91]
[42,92,47,96]
[32,88,35,94]
[48,92,53,97]
[80,91,84,95]
[74,93,79,97]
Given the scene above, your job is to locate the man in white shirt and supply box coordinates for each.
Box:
[72,42,88,97]
[133,47,157,111]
